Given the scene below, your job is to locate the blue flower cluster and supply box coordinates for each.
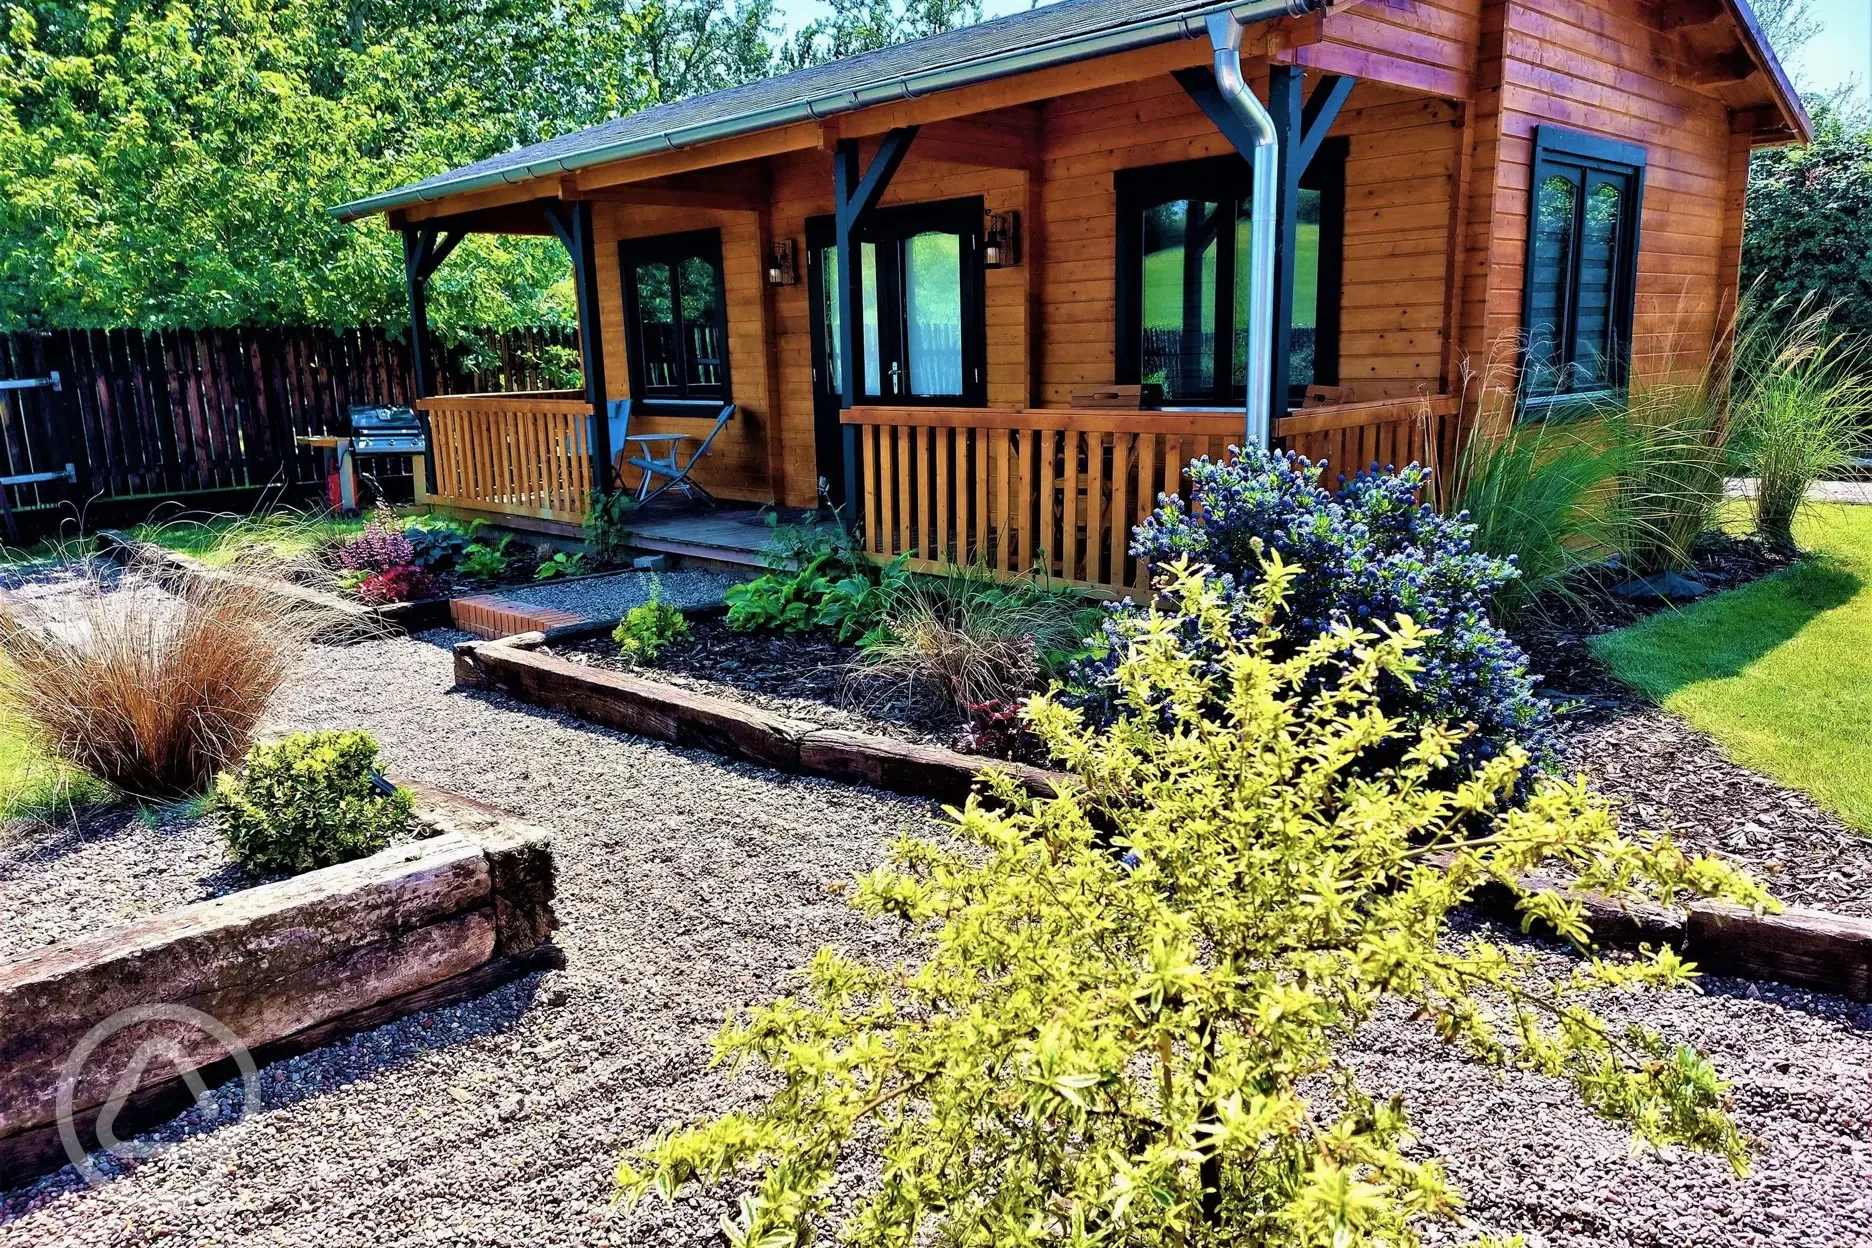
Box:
[1072,447,1554,783]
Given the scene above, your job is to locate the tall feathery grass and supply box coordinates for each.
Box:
[1728,297,1872,554]
[0,553,323,799]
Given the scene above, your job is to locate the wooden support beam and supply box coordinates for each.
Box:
[1295,74,1354,170]
[1661,0,1726,31]
[1268,65,1305,425]
[542,201,612,493]
[402,227,440,493]
[832,128,917,516]
[1693,50,1758,86]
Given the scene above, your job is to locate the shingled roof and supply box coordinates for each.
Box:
[333,0,1809,220]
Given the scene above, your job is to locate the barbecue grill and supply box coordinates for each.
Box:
[348,404,427,456]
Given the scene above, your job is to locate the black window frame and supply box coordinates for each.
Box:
[1519,125,1647,416]
[1113,146,1346,408]
[827,196,988,408]
[618,228,732,418]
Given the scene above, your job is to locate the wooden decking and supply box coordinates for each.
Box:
[618,506,811,570]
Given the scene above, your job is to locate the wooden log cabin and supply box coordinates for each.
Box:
[335,0,1808,594]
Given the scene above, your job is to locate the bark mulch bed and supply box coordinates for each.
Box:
[1508,532,1872,917]
[540,617,969,750]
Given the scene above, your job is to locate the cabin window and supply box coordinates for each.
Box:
[1115,150,1345,407]
[1521,127,1646,409]
[619,229,730,412]
[849,198,988,405]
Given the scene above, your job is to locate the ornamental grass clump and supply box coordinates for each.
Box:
[0,556,319,799]
[1076,446,1550,781]
[621,561,1771,1248]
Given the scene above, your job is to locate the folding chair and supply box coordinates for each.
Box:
[623,404,735,506]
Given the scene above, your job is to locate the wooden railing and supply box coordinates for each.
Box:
[842,396,1460,595]
[418,392,594,524]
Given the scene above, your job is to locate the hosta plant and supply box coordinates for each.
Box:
[621,560,1771,1248]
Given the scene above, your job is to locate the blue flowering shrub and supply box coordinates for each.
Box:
[1070,446,1553,781]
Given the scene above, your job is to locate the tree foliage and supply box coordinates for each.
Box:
[0,0,977,333]
[1744,98,1872,341]
[622,560,1771,1248]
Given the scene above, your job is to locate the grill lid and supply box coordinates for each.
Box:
[349,403,421,434]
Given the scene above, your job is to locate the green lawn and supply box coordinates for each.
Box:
[1591,503,1872,831]
[129,511,368,567]
[0,713,106,821]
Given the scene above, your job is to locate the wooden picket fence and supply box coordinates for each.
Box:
[0,325,578,522]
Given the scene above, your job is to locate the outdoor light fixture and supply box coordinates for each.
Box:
[983,211,1020,268]
[766,238,797,286]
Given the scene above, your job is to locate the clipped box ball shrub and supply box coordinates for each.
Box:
[1072,447,1552,782]
[212,731,414,875]
[621,564,1771,1247]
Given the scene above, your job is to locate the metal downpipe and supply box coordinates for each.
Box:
[1206,11,1281,450]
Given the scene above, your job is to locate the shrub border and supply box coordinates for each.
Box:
[0,781,559,1190]
[456,627,1872,1004]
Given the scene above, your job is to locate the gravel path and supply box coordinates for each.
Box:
[2,632,1869,1246]
[498,568,747,620]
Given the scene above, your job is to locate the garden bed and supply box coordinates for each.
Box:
[0,780,558,1189]
[540,616,958,749]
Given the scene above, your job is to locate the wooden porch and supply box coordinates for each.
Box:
[414,389,1459,595]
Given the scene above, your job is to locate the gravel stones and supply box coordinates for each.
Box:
[3,630,1870,1245]
[0,806,236,958]
[498,569,747,622]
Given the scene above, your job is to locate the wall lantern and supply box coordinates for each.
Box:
[766,238,798,286]
[983,211,1021,269]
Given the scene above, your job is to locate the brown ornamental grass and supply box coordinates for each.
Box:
[0,555,322,800]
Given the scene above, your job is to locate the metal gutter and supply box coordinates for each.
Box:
[332,0,1323,220]
[1204,11,1280,449]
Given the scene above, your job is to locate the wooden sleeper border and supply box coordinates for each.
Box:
[0,781,559,1189]
[455,629,1872,1005]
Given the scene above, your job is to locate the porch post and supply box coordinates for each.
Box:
[832,127,917,522]
[402,225,462,495]
[1268,66,1304,429]
[546,199,613,494]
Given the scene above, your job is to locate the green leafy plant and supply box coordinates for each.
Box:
[1728,298,1872,554]
[1615,382,1733,576]
[534,550,590,580]
[211,730,413,875]
[458,537,514,582]
[622,560,1773,1247]
[612,577,690,661]
[584,489,639,566]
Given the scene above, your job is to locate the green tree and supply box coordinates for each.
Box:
[0,0,981,335]
[623,561,1771,1248]
[1743,99,1872,340]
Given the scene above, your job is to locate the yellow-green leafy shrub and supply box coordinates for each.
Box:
[212,731,413,875]
[622,558,1771,1248]
[613,578,690,661]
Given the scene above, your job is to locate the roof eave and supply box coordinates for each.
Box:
[330,0,1319,221]
[1725,0,1812,145]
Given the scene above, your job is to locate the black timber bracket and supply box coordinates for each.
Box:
[402,225,464,495]
[832,126,917,524]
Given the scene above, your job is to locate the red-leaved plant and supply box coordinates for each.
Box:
[356,564,435,605]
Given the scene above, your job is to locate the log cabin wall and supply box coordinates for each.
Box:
[591,201,778,503]
[1463,0,1749,426]
[1035,69,1469,407]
